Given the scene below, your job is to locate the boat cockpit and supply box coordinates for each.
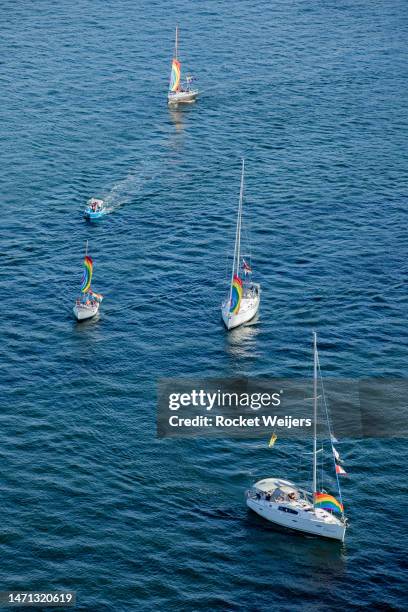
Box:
[247,479,313,510]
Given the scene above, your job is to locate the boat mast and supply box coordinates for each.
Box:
[313,331,318,495]
[236,158,244,277]
[228,159,244,308]
[316,348,346,518]
[175,25,178,60]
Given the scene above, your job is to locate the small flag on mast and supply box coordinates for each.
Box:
[268,432,277,447]
[335,464,347,475]
[333,446,343,463]
[89,290,103,302]
[242,259,252,274]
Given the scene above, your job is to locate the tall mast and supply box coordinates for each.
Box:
[228,160,244,308]
[85,239,88,257]
[175,25,178,60]
[313,331,318,495]
[236,158,244,277]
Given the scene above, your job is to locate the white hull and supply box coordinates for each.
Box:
[222,284,260,330]
[246,497,346,541]
[168,90,198,105]
[73,302,99,321]
[246,479,346,542]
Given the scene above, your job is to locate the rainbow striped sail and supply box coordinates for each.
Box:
[81,255,93,293]
[230,275,243,314]
[169,59,181,92]
[314,492,343,514]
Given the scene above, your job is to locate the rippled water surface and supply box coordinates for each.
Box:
[1,1,407,610]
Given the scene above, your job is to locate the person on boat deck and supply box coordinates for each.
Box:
[288,492,298,501]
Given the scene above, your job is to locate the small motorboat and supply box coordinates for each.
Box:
[73,243,104,321]
[84,198,107,221]
[168,26,198,106]
[221,159,261,330]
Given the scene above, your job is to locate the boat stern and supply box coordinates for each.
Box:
[73,302,99,321]
[168,90,199,105]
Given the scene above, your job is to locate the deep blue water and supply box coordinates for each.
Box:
[1,1,407,610]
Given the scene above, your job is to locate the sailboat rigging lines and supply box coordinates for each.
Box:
[246,333,348,541]
[221,159,261,330]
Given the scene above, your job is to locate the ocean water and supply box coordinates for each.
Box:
[1,1,407,610]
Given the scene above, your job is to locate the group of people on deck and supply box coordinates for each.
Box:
[76,294,97,308]
[255,489,299,503]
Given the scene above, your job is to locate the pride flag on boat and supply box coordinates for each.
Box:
[314,492,343,514]
[242,259,252,274]
[89,289,103,302]
[81,256,93,293]
[230,275,243,314]
[169,59,181,92]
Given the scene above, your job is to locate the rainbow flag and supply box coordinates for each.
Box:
[230,275,243,314]
[89,290,103,302]
[81,255,93,293]
[169,59,181,92]
[314,492,343,514]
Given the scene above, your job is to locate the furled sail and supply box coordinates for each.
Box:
[81,255,93,293]
[169,58,181,92]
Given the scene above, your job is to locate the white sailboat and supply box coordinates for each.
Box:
[221,159,260,330]
[73,242,104,321]
[246,333,348,542]
[168,25,198,105]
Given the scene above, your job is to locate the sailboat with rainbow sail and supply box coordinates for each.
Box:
[246,333,348,541]
[73,242,103,321]
[168,25,198,105]
[221,159,260,330]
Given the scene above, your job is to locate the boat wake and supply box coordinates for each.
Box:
[98,154,168,214]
